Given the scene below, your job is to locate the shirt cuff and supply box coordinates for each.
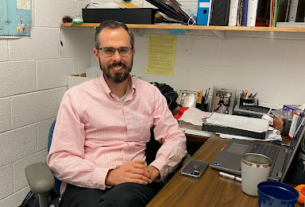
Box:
[149,158,169,181]
[91,166,110,190]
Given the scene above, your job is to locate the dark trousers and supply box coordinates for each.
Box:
[59,182,164,207]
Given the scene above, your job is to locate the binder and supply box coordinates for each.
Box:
[228,0,240,26]
[197,0,211,25]
[247,0,259,26]
[276,0,290,22]
[210,0,231,26]
[289,0,299,22]
[242,0,249,26]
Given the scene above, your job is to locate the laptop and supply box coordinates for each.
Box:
[210,118,305,182]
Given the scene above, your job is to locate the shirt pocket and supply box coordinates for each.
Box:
[128,118,152,143]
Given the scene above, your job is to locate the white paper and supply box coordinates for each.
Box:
[179,107,211,126]
[17,0,31,9]
[181,128,212,138]
[205,113,269,133]
[217,130,282,141]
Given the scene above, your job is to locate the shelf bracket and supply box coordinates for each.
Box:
[213,30,226,39]
[133,28,143,36]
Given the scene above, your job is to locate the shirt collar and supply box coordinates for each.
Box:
[97,74,136,98]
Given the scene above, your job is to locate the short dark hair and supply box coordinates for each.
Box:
[95,20,134,49]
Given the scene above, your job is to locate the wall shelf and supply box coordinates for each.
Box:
[61,23,305,33]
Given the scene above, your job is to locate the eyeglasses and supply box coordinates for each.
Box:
[98,47,133,57]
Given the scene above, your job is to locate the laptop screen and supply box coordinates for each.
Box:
[280,118,305,182]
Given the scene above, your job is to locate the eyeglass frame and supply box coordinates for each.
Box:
[98,46,134,57]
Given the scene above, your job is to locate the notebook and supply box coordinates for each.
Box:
[210,118,305,182]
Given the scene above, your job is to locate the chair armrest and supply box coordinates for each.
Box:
[25,162,55,193]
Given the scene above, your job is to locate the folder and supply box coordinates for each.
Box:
[197,0,211,25]
[209,0,231,26]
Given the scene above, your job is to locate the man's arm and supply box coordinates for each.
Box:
[47,93,111,190]
[148,89,187,180]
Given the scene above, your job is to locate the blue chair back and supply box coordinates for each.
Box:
[48,120,61,196]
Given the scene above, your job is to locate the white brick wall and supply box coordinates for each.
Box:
[0,0,94,205]
[1,0,305,205]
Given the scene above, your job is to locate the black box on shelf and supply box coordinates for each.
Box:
[82,8,156,24]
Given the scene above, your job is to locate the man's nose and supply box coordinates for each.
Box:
[112,50,122,61]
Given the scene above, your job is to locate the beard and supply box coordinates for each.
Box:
[99,57,133,83]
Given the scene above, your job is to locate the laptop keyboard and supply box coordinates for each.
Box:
[249,143,281,176]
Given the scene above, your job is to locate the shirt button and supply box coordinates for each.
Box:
[95,184,99,188]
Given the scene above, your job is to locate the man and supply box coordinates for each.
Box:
[47,20,187,207]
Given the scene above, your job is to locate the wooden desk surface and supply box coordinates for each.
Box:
[147,134,302,207]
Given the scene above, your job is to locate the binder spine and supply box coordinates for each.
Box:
[228,0,240,26]
[242,0,249,26]
[288,0,299,22]
[247,0,259,26]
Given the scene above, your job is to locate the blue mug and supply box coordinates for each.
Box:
[258,181,298,207]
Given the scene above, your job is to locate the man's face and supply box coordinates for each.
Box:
[93,27,135,83]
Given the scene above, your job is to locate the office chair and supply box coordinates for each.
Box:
[25,120,59,207]
[25,120,190,207]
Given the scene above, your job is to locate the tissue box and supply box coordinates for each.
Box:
[283,105,301,112]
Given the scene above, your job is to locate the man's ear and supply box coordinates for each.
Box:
[93,48,99,62]
[132,47,135,56]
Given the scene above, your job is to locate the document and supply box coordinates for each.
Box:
[146,35,176,77]
[179,108,212,136]
[179,107,211,126]
[205,113,269,133]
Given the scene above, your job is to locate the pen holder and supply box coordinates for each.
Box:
[240,98,258,106]
[196,102,208,112]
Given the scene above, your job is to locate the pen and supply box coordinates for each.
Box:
[219,172,242,182]
[271,141,290,147]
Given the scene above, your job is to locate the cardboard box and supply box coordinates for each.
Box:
[68,74,93,89]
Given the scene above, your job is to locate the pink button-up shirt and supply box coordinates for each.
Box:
[47,75,187,193]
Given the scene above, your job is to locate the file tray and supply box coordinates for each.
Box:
[202,123,266,139]
[82,8,156,24]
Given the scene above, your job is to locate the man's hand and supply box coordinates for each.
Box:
[147,165,160,181]
[105,160,152,186]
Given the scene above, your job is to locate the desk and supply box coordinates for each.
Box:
[147,134,302,207]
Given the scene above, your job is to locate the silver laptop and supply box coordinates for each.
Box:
[210,119,305,182]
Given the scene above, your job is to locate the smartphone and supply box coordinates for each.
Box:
[180,159,209,179]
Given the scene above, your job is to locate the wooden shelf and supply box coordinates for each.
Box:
[61,23,305,33]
